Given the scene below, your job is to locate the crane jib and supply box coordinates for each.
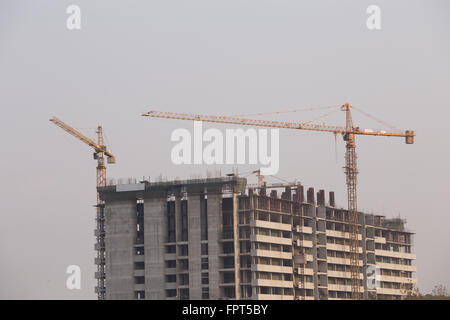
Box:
[142,110,414,144]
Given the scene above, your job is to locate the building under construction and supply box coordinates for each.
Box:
[97,176,416,300]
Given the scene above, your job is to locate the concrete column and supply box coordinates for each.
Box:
[175,195,182,242]
[250,195,259,300]
[233,193,241,299]
[144,197,167,299]
[310,205,320,300]
[207,193,221,299]
[188,195,202,299]
[104,200,136,300]
[361,214,369,299]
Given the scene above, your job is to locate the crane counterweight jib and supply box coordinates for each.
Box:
[107,156,116,164]
[405,130,415,144]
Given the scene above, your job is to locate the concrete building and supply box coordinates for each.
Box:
[97,176,416,300]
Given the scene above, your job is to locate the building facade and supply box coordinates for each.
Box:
[97,176,416,300]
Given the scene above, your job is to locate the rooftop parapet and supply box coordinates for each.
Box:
[98,176,247,201]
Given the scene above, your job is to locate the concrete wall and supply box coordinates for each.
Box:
[105,200,136,300]
[175,197,182,242]
[144,197,166,299]
[188,195,202,299]
[207,194,222,299]
[232,193,241,299]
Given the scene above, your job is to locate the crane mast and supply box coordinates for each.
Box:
[143,104,414,300]
[50,117,115,300]
[342,104,360,299]
[94,125,107,300]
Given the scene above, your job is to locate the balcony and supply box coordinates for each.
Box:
[379,275,418,284]
[376,262,416,272]
[251,249,292,260]
[294,280,314,289]
[165,253,177,260]
[328,284,364,292]
[251,234,292,245]
[374,236,386,244]
[251,264,293,273]
[250,220,292,231]
[327,257,363,266]
[252,279,293,288]
[294,225,313,234]
[294,239,313,248]
[328,270,352,278]
[257,293,294,300]
[376,287,404,295]
[326,243,363,253]
[165,282,177,290]
[134,270,145,277]
[295,267,314,276]
[134,284,145,291]
[375,249,416,260]
[326,230,362,240]
[165,268,177,274]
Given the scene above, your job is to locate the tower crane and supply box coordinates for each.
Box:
[142,103,414,300]
[49,116,115,300]
[252,169,265,188]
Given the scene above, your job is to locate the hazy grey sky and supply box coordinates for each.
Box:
[1,0,449,299]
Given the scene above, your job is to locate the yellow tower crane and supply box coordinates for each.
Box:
[49,116,115,300]
[142,103,414,300]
